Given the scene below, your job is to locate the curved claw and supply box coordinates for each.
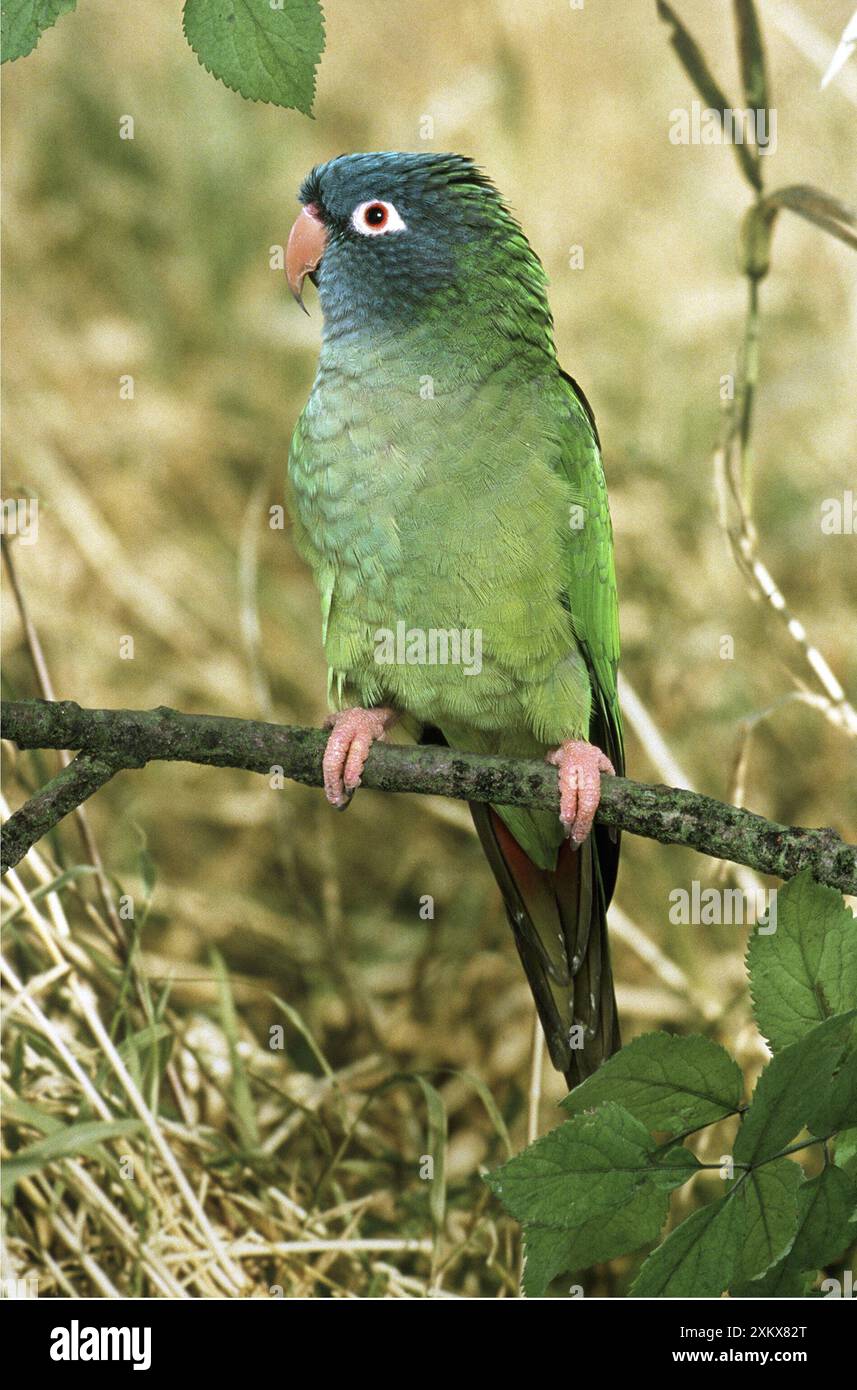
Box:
[322,706,397,809]
[546,739,615,845]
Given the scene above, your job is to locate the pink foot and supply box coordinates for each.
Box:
[546,740,615,845]
[322,706,398,809]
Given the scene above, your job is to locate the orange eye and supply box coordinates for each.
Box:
[351,199,407,236]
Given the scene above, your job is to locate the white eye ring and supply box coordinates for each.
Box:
[351,199,407,236]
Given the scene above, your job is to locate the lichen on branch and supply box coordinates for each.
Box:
[1,699,855,893]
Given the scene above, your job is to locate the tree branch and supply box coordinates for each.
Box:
[1,748,125,874]
[1,699,854,893]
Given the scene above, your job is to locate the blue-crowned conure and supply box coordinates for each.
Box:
[285,152,622,1086]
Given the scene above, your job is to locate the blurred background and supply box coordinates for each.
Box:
[2,0,855,1297]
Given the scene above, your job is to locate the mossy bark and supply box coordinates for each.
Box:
[2,699,855,892]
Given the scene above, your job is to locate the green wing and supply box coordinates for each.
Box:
[555,369,623,781]
[470,367,625,1084]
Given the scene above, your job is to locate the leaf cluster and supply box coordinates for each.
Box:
[486,873,857,1296]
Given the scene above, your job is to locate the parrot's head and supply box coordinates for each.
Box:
[286,151,553,342]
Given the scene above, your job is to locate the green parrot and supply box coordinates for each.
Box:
[285,152,623,1087]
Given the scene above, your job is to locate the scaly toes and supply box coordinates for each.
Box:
[322,707,395,809]
[547,740,615,845]
[547,744,580,832]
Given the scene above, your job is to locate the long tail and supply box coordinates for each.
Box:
[470,804,621,1088]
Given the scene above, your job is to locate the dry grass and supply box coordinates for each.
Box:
[2,0,855,1297]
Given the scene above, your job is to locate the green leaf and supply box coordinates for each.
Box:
[630,1190,743,1297]
[1,1119,142,1203]
[412,1075,447,1233]
[447,1069,512,1159]
[732,1165,857,1296]
[747,871,857,1049]
[2,1095,64,1137]
[742,187,857,282]
[183,0,325,114]
[735,1012,856,1165]
[731,1159,804,1284]
[650,1144,702,1191]
[807,1047,857,1137]
[120,1021,173,1070]
[96,1023,173,1102]
[269,994,334,1080]
[522,1184,669,1297]
[632,1157,800,1299]
[740,201,776,281]
[522,1226,583,1299]
[485,1103,656,1228]
[834,1127,857,1178]
[211,948,260,1153]
[1,0,75,63]
[732,0,768,113]
[760,185,857,253]
[0,864,98,925]
[561,1032,743,1133]
[656,0,761,191]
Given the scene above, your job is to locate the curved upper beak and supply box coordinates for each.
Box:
[286,203,327,314]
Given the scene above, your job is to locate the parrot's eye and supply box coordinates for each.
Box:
[351,199,407,236]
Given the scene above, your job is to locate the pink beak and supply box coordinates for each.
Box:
[286,203,327,314]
